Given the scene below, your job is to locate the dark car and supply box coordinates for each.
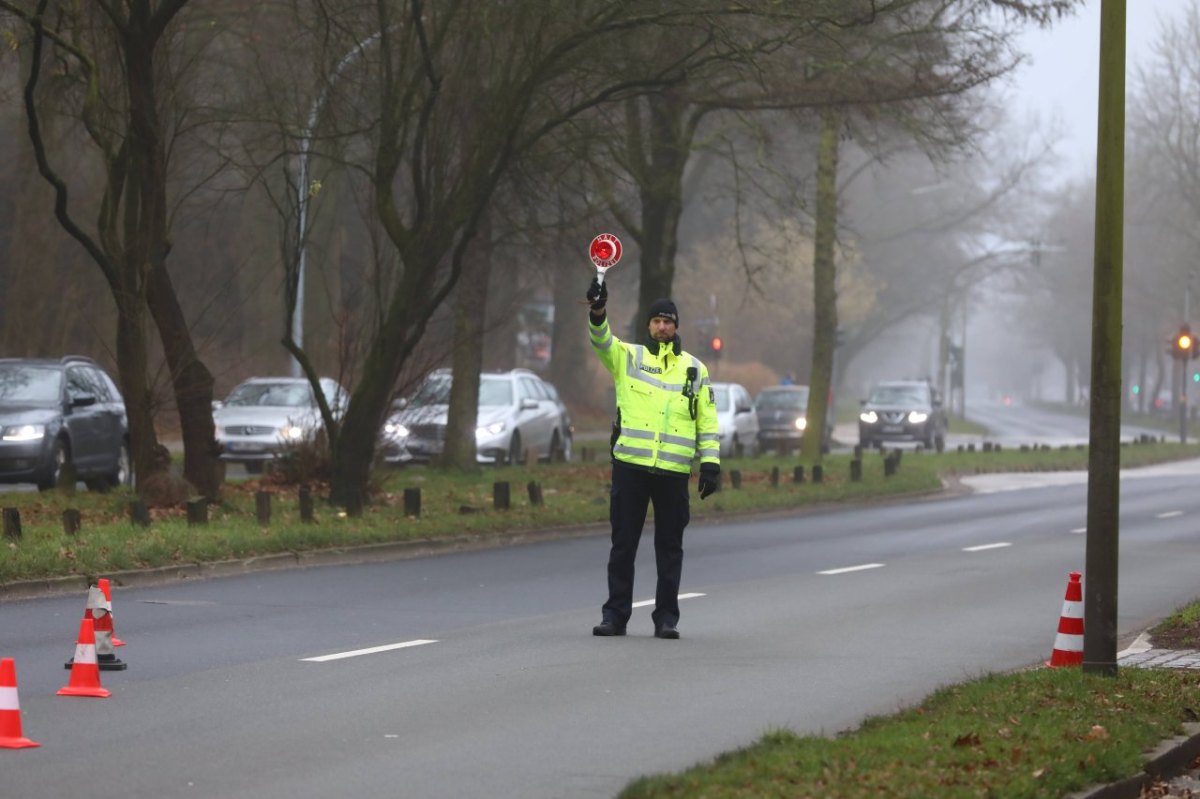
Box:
[858,380,947,452]
[754,385,833,453]
[0,357,131,491]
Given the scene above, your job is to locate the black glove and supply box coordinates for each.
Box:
[586,277,608,312]
[698,463,720,500]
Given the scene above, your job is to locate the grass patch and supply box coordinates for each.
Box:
[619,667,1200,799]
[1148,598,1200,649]
[1,440,1198,585]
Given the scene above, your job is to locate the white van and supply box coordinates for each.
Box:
[710,382,759,458]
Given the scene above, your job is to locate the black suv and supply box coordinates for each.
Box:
[858,380,947,452]
[0,357,131,490]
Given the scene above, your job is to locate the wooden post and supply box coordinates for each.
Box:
[299,486,314,523]
[793,465,805,484]
[730,469,742,489]
[3,507,21,539]
[62,508,82,535]
[770,466,780,487]
[884,456,897,477]
[493,481,511,510]
[581,446,592,462]
[527,481,543,506]
[403,487,421,517]
[186,498,208,526]
[812,464,823,483]
[255,491,271,526]
[850,460,862,482]
[128,500,150,527]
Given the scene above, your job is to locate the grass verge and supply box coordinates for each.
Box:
[1,440,1198,585]
[618,667,1200,799]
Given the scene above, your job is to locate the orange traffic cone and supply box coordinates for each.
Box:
[97,579,125,647]
[58,618,111,698]
[0,658,40,748]
[1046,571,1084,668]
[65,586,125,671]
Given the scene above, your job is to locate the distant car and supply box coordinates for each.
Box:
[380,368,573,465]
[754,385,832,453]
[858,380,947,451]
[213,377,348,473]
[710,382,759,457]
[0,356,131,491]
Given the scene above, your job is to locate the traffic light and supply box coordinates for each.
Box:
[710,336,723,358]
[1169,325,1198,360]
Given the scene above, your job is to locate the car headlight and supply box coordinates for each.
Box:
[859,411,878,424]
[281,425,306,440]
[1,424,46,442]
[793,417,808,431]
[384,422,409,438]
[477,421,506,437]
[908,411,929,424]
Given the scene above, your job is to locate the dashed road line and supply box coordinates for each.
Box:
[1070,528,1086,534]
[818,563,884,575]
[962,542,1012,552]
[302,639,438,663]
[1156,510,1184,519]
[632,592,705,609]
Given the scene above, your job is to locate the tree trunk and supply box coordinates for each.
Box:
[127,18,220,499]
[146,265,220,498]
[801,111,840,463]
[442,214,493,471]
[549,247,595,407]
[113,292,161,485]
[629,93,691,336]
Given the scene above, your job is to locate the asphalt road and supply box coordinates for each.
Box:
[3,457,1200,798]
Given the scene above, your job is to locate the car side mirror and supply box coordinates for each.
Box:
[392,397,408,411]
[520,398,538,411]
[212,400,224,411]
[70,393,97,408]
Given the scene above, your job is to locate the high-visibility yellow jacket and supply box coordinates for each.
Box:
[589,315,720,475]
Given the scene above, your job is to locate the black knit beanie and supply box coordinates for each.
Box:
[647,298,679,326]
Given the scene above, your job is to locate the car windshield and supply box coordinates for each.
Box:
[756,388,808,409]
[0,364,62,403]
[869,385,929,405]
[712,387,730,412]
[478,378,513,407]
[225,382,314,408]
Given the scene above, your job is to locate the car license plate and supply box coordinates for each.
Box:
[882,425,903,433]
[227,442,264,453]
[763,431,787,438]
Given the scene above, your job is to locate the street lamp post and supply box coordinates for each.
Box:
[291,33,383,376]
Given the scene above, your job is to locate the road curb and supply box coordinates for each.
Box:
[0,522,613,599]
[1069,723,1200,799]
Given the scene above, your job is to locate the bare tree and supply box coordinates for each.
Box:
[1,0,228,496]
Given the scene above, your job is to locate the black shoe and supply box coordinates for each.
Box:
[593,621,627,637]
[654,622,680,640]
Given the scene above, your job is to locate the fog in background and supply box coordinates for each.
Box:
[2,1,1198,427]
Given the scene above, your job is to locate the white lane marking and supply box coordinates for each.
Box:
[1156,510,1184,519]
[632,592,705,609]
[302,639,438,662]
[818,563,884,575]
[1070,528,1086,534]
[962,542,1012,552]
[1118,632,1154,658]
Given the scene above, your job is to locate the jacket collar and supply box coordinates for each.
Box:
[645,333,682,358]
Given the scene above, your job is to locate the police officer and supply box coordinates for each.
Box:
[586,277,720,639]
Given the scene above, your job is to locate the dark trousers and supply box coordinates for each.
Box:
[602,461,691,628]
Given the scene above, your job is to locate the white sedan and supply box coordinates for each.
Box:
[214,377,347,473]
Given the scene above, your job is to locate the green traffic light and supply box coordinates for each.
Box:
[1132,384,1140,394]
[1193,373,1200,383]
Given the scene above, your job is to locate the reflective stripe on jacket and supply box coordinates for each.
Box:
[589,315,720,474]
